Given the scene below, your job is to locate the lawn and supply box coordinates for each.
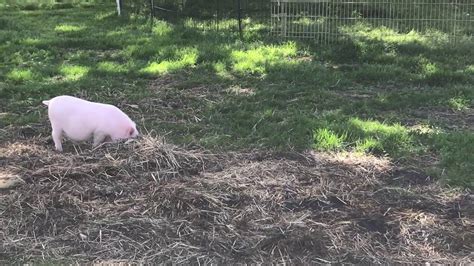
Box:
[0,3,473,264]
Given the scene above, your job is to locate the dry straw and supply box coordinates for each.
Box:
[0,129,472,263]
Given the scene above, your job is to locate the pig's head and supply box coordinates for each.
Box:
[113,122,139,141]
[127,122,139,139]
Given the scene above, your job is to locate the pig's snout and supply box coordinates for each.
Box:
[125,125,140,140]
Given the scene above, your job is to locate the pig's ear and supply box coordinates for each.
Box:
[128,126,135,136]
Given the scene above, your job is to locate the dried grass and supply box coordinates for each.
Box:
[0,130,472,264]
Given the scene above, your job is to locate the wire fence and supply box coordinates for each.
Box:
[128,0,473,43]
[147,0,269,34]
[270,0,474,43]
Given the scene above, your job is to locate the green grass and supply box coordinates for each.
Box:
[6,69,37,83]
[0,6,472,188]
[313,116,414,157]
[432,132,474,188]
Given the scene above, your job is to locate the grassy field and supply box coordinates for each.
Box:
[0,4,473,264]
[1,5,473,187]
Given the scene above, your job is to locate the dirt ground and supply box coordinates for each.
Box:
[0,126,473,264]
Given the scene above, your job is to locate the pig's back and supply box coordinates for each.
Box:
[48,96,107,138]
[49,95,98,118]
[48,95,130,128]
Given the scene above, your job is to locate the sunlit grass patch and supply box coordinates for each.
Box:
[95,11,116,21]
[123,34,174,59]
[140,48,198,75]
[419,57,439,76]
[313,128,346,151]
[212,61,231,78]
[354,137,382,154]
[183,18,238,32]
[313,117,414,156]
[6,69,37,83]
[59,64,89,80]
[341,23,451,45]
[106,28,129,37]
[231,42,298,74]
[54,24,86,33]
[152,21,174,36]
[448,96,470,111]
[466,65,474,74]
[21,37,42,46]
[349,118,413,155]
[97,61,128,73]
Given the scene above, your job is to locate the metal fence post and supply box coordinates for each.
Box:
[216,0,219,31]
[116,0,122,16]
[453,0,458,43]
[237,0,243,39]
[150,0,154,28]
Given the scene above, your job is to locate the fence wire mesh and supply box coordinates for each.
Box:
[270,0,473,43]
[135,0,473,43]
[147,0,269,32]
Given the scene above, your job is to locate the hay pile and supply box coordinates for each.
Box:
[0,128,472,263]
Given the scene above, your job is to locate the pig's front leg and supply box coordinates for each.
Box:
[52,129,63,152]
[92,131,108,148]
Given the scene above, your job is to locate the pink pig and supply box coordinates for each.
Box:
[42,95,139,151]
